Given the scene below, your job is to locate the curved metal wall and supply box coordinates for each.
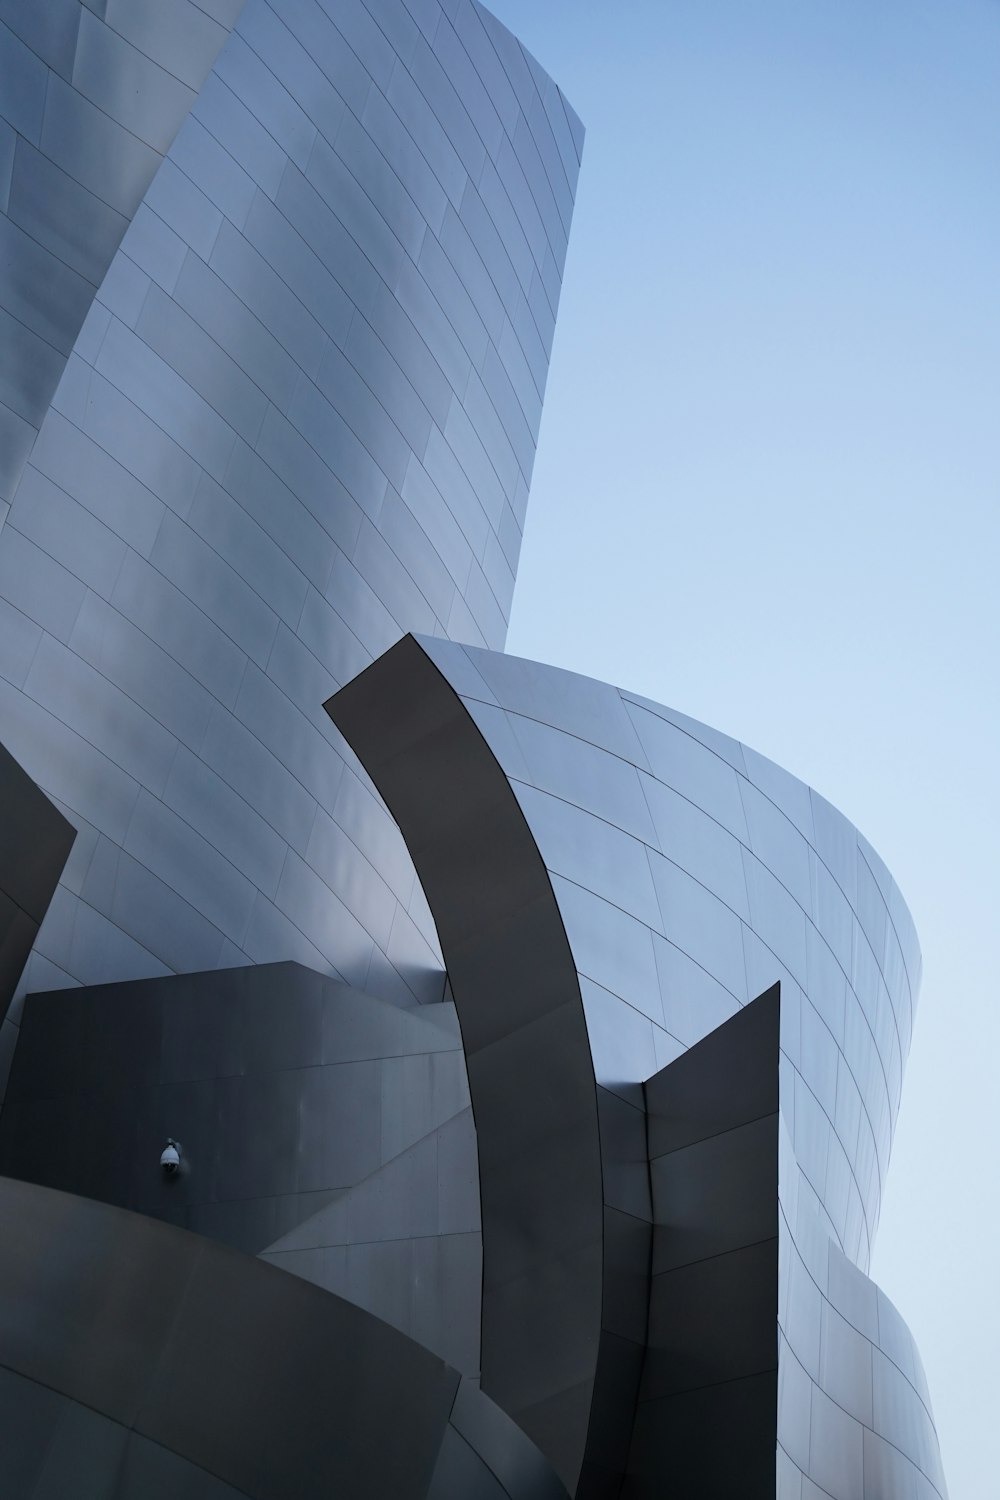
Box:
[0,0,582,1051]
[0,0,243,508]
[0,1174,569,1500]
[331,634,945,1500]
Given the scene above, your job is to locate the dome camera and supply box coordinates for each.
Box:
[160,1138,181,1178]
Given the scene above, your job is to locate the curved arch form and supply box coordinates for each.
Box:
[329,633,946,1500]
[328,632,605,1491]
[0,1173,568,1500]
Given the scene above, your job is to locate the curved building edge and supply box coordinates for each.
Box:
[0,0,584,1063]
[327,632,945,1499]
[0,1173,568,1500]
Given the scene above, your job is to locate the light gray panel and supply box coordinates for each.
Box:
[212,35,316,173]
[377,486,458,624]
[383,55,467,208]
[820,1298,873,1427]
[421,426,491,557]
[0,527,86,641]
[808,1380,863,1500]
[335,99,438,253]
[742,849,809,988]
[169,115,256,229]
[144,158,224,262]
[233,664,337,805]
[0,17,49,141]
[224,441,337,591]
[111,550,247,708]
[24,633,178,795]
[352,518,438,634]
[652,933,740,1049]
[135,283,269,446]
[8,466,127,597]
[192,72,286,198]
[95,251,151,328]
[276,161,384,319]
[450,371,518,512]
[366,285,454,427]
[149,510,279,666]
[188,473,308,626]
[514,784,661,930]
[41,71,161,218]
[68,592,217,752]
[640,772,750,919]
[254,407,365,558]
[647,852,748,1000]
[550,873,662,1026]
[296,586,370,693]
[305,804,397,952]
[288,373,393,516]
[210,215,336,375]
[0,595,42,688]
[95,318,238,482]
[408,30,488,182]
[104,0,230,89]
[29,409,164,555]
[395,255,473,396]
[172,256,296,411]
[236,0,349,139]
[73,8,196,150]
[118,203,188,295]
[741,777,813,913]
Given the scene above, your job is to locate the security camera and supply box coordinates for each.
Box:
[160,1139,181,1178]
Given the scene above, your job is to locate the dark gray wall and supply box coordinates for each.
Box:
[0,740,75,1052]
[627,985,780,1497]
[0,959,482,1373]
[0,1175,567,1500]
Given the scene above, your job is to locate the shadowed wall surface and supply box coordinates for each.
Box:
[0,742,75,1036]
[0,1174,567,1500]
[0,960,482,1374]
[329,633,947,1500]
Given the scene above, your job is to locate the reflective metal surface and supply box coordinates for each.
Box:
[328,633,945,1500]
[0,1174,568,1500]
[1,4,946,1494]
[0,959,481,1375]
[0,0,583,1026]
[0,0,238,504]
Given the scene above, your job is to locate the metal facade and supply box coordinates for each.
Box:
[0,1175,567,1500]
[0,3,950,1497]
[0,0,582,1076]
[1,961,483,1376]
[329,634,947,1498]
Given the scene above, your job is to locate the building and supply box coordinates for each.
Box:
[0,1,947,1495]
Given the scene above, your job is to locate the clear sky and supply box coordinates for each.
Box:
[494,1,1000,1493]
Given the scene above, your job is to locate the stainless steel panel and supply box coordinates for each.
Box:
[0,214,92,353]
[8,466,127,597]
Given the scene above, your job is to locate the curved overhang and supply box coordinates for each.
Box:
[0,1173,568,1500]
[327,633,605,1491]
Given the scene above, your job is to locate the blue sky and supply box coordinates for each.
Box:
[494,1,1000,1492]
